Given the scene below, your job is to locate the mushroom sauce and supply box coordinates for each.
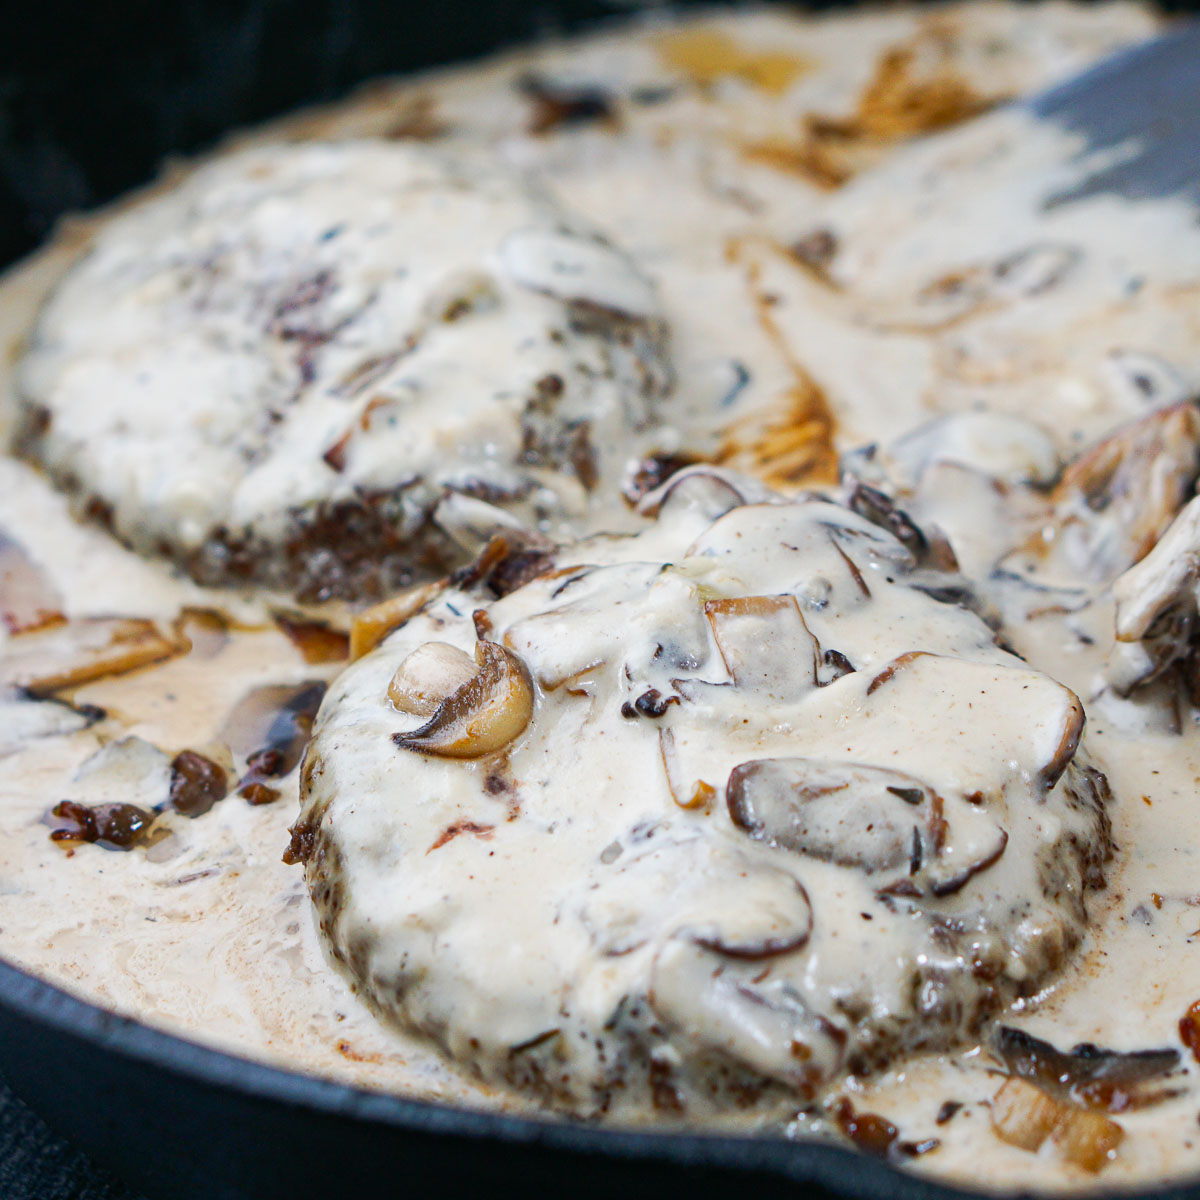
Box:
[1,2,1199,1192]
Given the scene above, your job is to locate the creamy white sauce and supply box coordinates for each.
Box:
[0,1,1197,1193]
[17,142,668,599]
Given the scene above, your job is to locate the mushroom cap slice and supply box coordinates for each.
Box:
[1106,495,1200,697]
[388,642,478,715]
[650,936,843,1096]
[393,641,534,759]
[727,758,945,874]
[1043,401,1200,582]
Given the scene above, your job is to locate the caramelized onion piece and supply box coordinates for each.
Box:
[659,727,716,810]
[0,617,183,695]
[175,608,230,660]
[393,641,533,759]
[273,613,349,663]
[1181,1001,1200,1064]
[0,530,64,635]
[990,1077,1124,1173]
[388,642,478,716]
[350,580,447,661]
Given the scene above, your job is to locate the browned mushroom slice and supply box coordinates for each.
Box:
[687,874,813,960]
[0,530,64,635]
[704,595,818,699]
[727,758,944,873]
[995,1026,1180,1113]
[991,1076,1124,1173]
[0,617,184,694]
[1106,496,1200,697]
[1035,401,1200,582]
[393,641,533,759]
[388,643,478,716]
[649,936,843,1097]
[349,579,447,661]
[921,818,1009,898]
[845,480,958,572]
[636,464,768,521]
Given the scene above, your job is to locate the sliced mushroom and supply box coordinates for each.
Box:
[704,595,818,699]
[498,228,660,320]
[659,727,716,810]
[349,579,446,661]
[0,690,102,757]
[649,936,843,1097]
[1106,495,1200,697]
[0,529,64,635]
[581,833,811,963]
[432,491,528,555]
[727,758,945,874]
[637,465,770,521]
[1035,402,1200,583]
[505,563,706,690]
[388,642,479,716]
[0,617,184,695]
[845,481,958,571]
[991,1076,1124,1174]
[861,652,1086,797]
[995,1026,1180,1113]
[393,641,533,759]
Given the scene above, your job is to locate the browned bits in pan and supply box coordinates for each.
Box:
[169,750,228,817]
[46,799,155,850]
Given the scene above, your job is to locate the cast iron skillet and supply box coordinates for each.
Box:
[2,2,1200,1197]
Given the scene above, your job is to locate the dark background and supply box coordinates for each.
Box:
[0,0,656,269]
[3,0,1198,269]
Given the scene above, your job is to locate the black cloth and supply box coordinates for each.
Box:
[0,1073,144,1200]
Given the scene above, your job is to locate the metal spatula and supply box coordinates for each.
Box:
[1031,20,1200,208]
